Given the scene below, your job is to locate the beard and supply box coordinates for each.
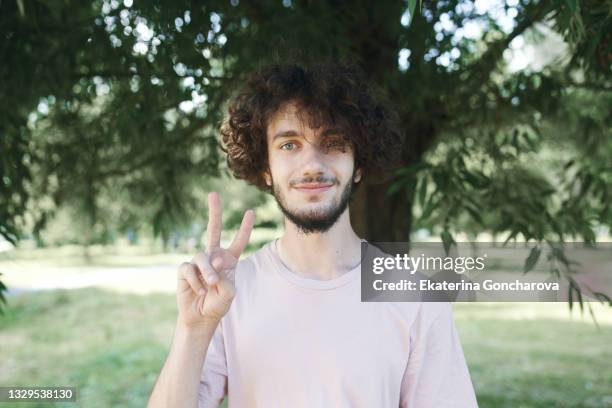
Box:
[271,175,356,235]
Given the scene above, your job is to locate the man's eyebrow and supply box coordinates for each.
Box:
[271,127,343,142]
[272,130,301,142]
[320,127,344,137]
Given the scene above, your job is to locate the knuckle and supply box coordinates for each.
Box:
[193,251,210,265]
[178,262,194,277]
[219,283,236,303]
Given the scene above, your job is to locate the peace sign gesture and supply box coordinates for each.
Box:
[177,192,255,327]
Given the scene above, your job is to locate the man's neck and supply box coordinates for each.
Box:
[277,209,362,280]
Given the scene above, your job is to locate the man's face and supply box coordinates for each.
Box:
[265,102,362,234]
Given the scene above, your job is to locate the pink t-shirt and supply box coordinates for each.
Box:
[198,240,478,407]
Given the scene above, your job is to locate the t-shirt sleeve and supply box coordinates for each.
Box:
[197,320,228,408]
[399,302,478,408]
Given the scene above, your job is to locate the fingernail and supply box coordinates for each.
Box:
[208,274,219,284]
[198,288,205,295]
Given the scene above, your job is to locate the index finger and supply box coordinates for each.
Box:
[228,209,255,259]
[206,192,222,250]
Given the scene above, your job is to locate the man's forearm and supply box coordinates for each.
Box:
[147,319,219,408]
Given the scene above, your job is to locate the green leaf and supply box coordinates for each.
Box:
[587,303,600,330]
[582,227,596,246]
[417,175,428,208]
[461,170,482,188]
[563,159,575,171]
[386,180,404,196]
[551,246,570,268]
[420,195,439,220]
[524,246,541,274]
[407,0,417,26]
[16,0,25,17]
[580,174,593,195]
[0,273,6,314]
[593,292,612,307]
[503,230,519,246]
[464,203,484,225]
[575,281,584,315]
[432,171,446,190]
[568,277,584,315]
[441,229,456,255]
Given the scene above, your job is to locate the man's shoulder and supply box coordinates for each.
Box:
[407,301,454,339]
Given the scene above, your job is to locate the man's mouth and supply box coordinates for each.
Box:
[293,183,334,193]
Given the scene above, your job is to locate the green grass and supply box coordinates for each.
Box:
[1,290,611,407]
[454,303,612,408]
[0,289,178,408]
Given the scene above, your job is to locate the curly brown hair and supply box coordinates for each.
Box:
[220,62,402,192]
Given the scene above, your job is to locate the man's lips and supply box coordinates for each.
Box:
[293,183,334,193]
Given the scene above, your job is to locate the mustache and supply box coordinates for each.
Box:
[289,175,339,186]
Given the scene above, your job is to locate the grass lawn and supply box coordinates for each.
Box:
[1,289,611,407]
[454,303,612,407]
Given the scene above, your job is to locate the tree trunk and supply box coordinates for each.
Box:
[341,0,438,242]
[350,179,412,241]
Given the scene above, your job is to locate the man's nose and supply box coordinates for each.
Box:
[298,143,328,176]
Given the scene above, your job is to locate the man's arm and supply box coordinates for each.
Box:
[147,319,219,408]
[147,192,253,407]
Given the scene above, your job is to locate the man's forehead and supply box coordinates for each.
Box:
[266,101,335,140]
[271,101,301,119]
[267,101,311,128]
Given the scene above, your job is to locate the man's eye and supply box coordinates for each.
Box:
[280,142,296,150]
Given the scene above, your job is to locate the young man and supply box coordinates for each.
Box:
[147,63,478,407]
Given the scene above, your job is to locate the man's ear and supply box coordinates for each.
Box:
[354,168,363,183]
[264,170,272,187]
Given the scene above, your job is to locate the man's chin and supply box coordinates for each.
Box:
[288,203,335,217]
[285,214,339,234]
[272,179,354,234]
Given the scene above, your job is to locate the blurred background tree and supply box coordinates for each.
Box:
[1,0,610,306]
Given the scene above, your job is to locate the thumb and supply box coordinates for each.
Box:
[215,278,236,304]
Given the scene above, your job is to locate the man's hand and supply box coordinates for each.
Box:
[176,192,255,327]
